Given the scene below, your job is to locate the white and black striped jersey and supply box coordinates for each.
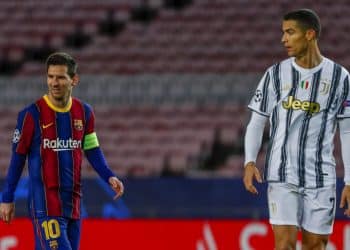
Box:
[248,57,350,188]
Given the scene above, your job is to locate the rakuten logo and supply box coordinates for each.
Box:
[43,138,82,151]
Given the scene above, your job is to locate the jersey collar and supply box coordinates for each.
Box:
[43,95,72,113]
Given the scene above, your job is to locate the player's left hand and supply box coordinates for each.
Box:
[340,185,350,217]
[0,202,15,224]
[109,176,124,200]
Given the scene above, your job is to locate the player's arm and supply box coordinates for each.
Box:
[243,111,267,195]
[1,153,26,224]
[338,118,350,216]
[1,110,33,224]
[84,132,124,199]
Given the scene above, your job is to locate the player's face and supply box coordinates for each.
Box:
[281,20,309,58]
[47,65,78,102]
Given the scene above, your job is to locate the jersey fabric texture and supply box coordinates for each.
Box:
[249,57,350,188]
[2,95,114,219]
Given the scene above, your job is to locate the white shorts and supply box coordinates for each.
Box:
[267,182,336,235]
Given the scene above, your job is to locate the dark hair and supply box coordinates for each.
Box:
[46,52,77,78]
[283,9,321,39]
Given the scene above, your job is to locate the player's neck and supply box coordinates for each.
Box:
[294,44,322,69]
[46,94,71,109]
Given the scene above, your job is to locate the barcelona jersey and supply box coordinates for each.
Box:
[2,95,114,219]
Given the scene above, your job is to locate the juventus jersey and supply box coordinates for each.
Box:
[249,57,350,188]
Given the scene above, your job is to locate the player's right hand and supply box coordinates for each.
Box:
[340,185,350,217]
[243,162,262,195]
[0,202,15,224]
[109,176,124,200]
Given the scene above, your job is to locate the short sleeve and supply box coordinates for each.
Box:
[337,74,350,118]
[248,69,277,117]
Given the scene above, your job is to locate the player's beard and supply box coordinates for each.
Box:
[49,88,72,104]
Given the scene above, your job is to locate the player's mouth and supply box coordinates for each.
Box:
[51,89,61,94]
[285,46,292,52]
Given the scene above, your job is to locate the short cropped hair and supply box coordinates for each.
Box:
[283,9,321,39]
[46,52,78,78]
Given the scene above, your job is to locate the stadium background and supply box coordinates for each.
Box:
[0,0,349,249]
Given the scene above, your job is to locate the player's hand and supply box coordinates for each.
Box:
[109,176,124,200]
[243,162,262,195]
[340,185,350,217]
[0,202,15,224]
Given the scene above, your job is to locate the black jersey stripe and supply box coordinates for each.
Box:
[273,63,281,102]
[265,63,280,180]
[260,72,271,113]
[297,69,322,187]
[315,63,341,187]
[278,66,299,181]
[338,75,349,115]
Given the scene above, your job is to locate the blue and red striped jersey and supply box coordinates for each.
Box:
[2,95,115,219]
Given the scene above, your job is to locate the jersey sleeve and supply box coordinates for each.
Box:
[13,109,35,154]
[83,104,100,150]
[248,68,277,117]
[337,74,350,118]
[2,109,34,202]
[82,104,116,182]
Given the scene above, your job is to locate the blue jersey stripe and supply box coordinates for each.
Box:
[57,112,75,217]
[29,103,49,217]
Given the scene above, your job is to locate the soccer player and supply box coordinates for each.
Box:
[243,9,350,249]
[0,52,124,250]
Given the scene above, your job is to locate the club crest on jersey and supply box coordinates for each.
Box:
[282,96,320,114]
[74,119,83,131]
[282,84,292,91]
[49,240,58,250]
[319,80,331,95]
[12,129,21,143]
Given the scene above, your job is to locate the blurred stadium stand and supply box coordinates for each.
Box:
[0,0,347,180]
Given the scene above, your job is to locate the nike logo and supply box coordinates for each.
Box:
[42,122,54,129]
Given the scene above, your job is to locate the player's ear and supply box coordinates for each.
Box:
[305,29,316,41]
[72,74,79,87]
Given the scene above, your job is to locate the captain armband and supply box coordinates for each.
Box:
[83,132,100,150]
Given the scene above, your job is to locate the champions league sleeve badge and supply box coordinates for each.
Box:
[254,90,263,103]
[12,129,21,143]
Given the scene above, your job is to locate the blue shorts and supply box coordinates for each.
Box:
[32,216,81,250]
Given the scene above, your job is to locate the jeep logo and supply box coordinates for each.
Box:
[282,96,320,114]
